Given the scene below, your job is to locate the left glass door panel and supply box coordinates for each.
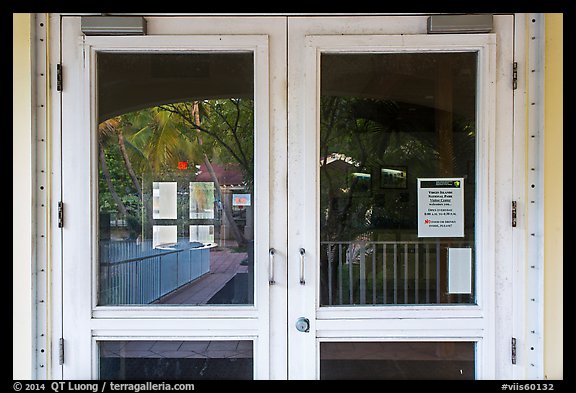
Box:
[97,51,255,306]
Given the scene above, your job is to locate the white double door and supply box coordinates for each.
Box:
[60,15,515,379]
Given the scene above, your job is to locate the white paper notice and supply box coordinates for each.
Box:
[448,248,472,294]
[417,178,464,238]
[189,224,215,243]
[152,225,177,249]
[152,182,177,219]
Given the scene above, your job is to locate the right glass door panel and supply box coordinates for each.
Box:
[319,52,478,306]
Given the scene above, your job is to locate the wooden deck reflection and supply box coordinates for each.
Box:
[155,247,248,305]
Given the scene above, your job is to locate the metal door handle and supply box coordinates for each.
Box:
[269,248,276,285]
[299,248,306,285]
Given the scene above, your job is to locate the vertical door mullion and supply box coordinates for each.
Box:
[287,21,319,378]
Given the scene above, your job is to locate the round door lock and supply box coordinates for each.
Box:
[295,317,310,333]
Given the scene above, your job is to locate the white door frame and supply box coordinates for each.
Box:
[60,16,287,379]
[50,14,521,380]
[287,15,514,379]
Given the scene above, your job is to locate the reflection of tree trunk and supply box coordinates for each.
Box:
[436,58,454,176]
[203,155,247,247]
[99,143,127,217]
[100,118,142,200]
[435,58,454,303]
[319,245,334,306]
[141,177,154,241]
[192,101,247,247]
[320,97,367,304]
[244,204,254,240]
[117,129,142,199]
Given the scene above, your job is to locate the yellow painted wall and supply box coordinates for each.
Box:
[13,13,33,379]
[543,13,563,380]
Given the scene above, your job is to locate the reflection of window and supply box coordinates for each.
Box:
[190,225,214,243]
[152,225,177,248]
[351,172,371,196]
[232,193,251,207]
[380,166,407,189]
[189,182,215,219]
[152,182,178,219]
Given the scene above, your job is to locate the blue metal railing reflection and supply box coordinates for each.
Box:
[321,240,474,306]
[99,238,213,305]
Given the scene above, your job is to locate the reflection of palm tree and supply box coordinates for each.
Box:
[101,101,250,247]
[98,139,127,217]
[123,107,203,240]
[98,118,128,217]
[99,118,142,199]
[117,127,142,199]
[320,96,444,241]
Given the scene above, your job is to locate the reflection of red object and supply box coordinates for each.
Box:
[177,161,188,170]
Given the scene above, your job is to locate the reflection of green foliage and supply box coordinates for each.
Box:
[320,96,475,243]
[125,214,141,236]
[160,99,255,191]
[201,99,255,190]
[98,99,255,240]
[121,108,202,177]
[98,144,140,214]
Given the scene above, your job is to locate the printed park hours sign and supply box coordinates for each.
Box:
[417,178,464,238]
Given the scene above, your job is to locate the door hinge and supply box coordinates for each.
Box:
[511,200,517,227]
[58,201,64,228]
[512,62,518,90]
[56,63,63,92]
[59,338,65,365]
[511,337,517,364]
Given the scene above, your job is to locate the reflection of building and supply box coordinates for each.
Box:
[195,162,253,241]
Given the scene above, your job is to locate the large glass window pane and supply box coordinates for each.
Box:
[99,340,253,380]
[319,53,477,306]
[97,52,255,306]
[320,341,475,380]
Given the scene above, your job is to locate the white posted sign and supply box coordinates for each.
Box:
[447,248,472,294]
[417,178,464,238]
